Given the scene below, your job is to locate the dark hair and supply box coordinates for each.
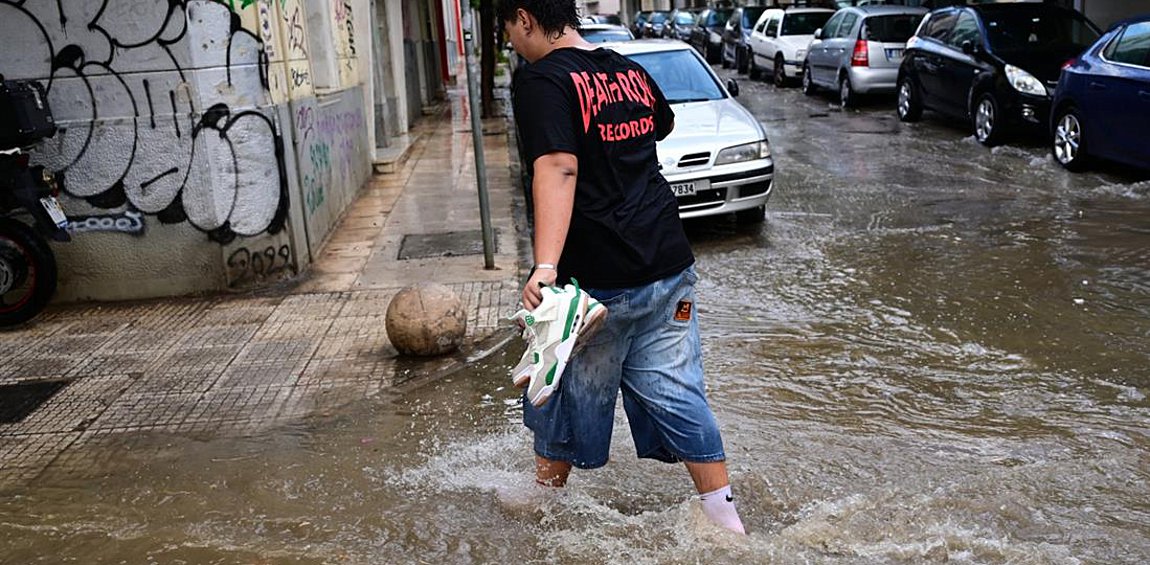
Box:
[497,0,580,37]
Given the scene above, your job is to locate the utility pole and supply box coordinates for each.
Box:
[460,0,497,269]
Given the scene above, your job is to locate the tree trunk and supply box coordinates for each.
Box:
[480,0,496,118]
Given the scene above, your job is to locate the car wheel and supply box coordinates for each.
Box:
[802,63,816,96]
[735,205,766,225]
[773,56,786,88]
[748,53,762,80]
[973,92,1005,147]
[896,76,922,122]
[1052,106,1089,172]
[839,75,855,109]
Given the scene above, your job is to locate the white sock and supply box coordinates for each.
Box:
[699,484,746,534]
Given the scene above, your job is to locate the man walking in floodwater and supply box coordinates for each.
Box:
[501,0,746,534]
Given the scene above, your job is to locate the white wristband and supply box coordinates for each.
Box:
[534,263,556,271]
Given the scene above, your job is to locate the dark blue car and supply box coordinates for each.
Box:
[1051,15,1150,171]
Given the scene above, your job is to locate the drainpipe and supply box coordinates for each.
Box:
[459,0,496,269]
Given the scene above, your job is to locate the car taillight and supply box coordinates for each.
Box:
[851,39,869,67]
[16,152,29,169]
[1061,57,1077,70]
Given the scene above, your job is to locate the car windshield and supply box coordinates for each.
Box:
[626,50,725,104]
[782,12,833,36]
[581,29,632,43]
[863,14,922,43]
[675,13,695,25]
[649,12,669,24]
[982,8,1100,54]
[706,10,733,27]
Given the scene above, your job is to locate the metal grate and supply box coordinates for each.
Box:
[677,152,711,167]
[0,380,72,423]
[398,229,499,260]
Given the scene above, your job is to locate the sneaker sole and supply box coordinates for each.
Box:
[571,303,607,357]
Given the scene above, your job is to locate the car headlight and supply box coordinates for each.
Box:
[715,141,772,165]
[795,49,806,59]
[1005,64,1047,97]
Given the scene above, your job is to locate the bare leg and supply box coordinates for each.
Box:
[535,456,573,487]
[685,460,730,494]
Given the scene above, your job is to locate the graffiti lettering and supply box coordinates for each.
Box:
[66,210,146,236]
[290,67,310,88]
[226,244,293,285]
[284,5,307,57]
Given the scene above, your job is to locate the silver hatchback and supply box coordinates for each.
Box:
[802,5,926,107]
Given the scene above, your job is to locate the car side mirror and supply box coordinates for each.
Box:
[727,79,739,97]
[961,40,978,56]
[813,28,822,40]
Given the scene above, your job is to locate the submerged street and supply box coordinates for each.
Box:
[3,69,1150,564]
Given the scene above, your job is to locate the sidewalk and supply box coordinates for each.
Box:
[0,82,527,488]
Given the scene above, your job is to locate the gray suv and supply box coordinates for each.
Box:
[802,5,927,107]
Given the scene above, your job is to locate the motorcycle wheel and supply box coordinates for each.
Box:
[0,218,58,327]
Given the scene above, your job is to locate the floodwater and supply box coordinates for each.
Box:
[4,74,1150,564]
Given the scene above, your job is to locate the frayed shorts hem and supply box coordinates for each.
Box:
[534,449,727,469]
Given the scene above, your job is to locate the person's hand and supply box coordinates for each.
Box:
[522,267,558,310]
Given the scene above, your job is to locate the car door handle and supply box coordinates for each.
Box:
[1088,81,1108,90]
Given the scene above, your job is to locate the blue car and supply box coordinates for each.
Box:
[1051,15,1150,172]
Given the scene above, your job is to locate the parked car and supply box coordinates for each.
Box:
[631,11,650,39]
[721,6,768,73]
[579,23,634,43]
[664,9,699,41]
[643,10,672,38]
[690,7,734,63]
[748,7,835,85]
[895,3,1101,146]
[602,40,775,224]
[1051,16,1150,172]
[802,5,927,107]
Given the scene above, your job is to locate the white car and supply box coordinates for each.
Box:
[747,7,834,86]
[605,40,775,223]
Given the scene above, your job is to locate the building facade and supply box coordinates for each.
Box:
[0,0,457,302]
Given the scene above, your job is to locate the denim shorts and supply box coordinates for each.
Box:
[523,266,727,469]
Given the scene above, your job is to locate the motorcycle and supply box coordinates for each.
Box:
[0,76,69,327]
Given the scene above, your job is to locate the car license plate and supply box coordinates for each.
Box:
[39,196,68,228]
[670,182,697,197]
[885,48,903,60]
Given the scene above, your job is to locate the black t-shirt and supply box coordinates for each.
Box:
[513,47,694,289]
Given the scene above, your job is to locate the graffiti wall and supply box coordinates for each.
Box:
[293,89,370,258]
[0,0,370,300]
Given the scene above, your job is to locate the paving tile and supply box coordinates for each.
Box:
[0,432,81,480]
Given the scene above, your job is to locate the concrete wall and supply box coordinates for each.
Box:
[0,0,371,300]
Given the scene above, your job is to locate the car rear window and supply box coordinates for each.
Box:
[581,29,632,43]
[675,13,695,25]
[782,12,833,36]
[626,50,725,104]
[864,14,922,43]
[1105,21,1150,67]
[983,7,1099,54]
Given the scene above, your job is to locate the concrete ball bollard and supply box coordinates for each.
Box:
[385,283,467,357]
